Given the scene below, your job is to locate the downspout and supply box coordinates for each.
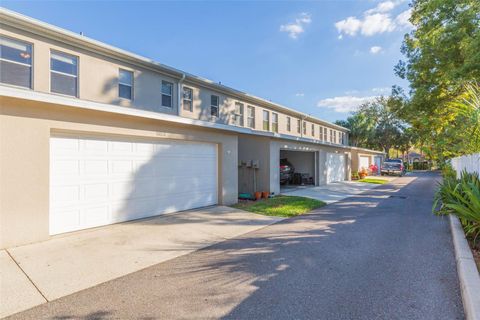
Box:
[177,73,186,116]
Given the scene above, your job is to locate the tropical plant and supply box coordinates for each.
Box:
[433,170,480,244]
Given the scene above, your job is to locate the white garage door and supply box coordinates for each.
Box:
[50,135,218,235]
[359,156,370,171]
[326,153,346,183]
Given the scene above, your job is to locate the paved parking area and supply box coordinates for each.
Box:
[281,177,396,203]
[0,206,282,318]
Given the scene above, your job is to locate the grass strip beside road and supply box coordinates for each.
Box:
[232,195,325,218]
[357,178,388,184]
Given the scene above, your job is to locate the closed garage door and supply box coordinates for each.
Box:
[50,135,217,235]
[359,156,370,170]
[326,153,346,183]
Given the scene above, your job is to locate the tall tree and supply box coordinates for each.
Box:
[395,0,480,160]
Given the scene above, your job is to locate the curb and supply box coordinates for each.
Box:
[449,214,480,320]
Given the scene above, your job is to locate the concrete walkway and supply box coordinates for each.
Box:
[0,206,282,318]
[6,172,464,320]
[281,177,396,204]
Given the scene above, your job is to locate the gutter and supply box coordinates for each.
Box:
[0,7,349,133]
[177,73,186,116]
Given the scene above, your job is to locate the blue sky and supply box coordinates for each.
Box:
[2,0,411,123]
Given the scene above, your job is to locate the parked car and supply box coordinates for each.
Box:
[381,158,406,176]
[280,158,295,184]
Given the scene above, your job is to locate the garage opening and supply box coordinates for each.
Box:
[280,150,316,191]
[49,134,218,235]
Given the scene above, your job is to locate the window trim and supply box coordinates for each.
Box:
[0,35,34,90]
[234,101,244,127]
[161,80,173,108]
[49,50,79,98]
[263,110,270,131]
[303,121,307,135]
[297,119,301,134]
[311,123,315,137]
[247,105,255,129]
[286,116,291,132]
[118,68,134,101]
[210,94,219,117]
[272,112,278,133]
[182,86,193,112]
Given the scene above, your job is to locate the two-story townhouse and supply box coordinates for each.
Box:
[0,8,384,248]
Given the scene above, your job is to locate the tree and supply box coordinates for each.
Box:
[395,0,480,161]
[334,112,376,148]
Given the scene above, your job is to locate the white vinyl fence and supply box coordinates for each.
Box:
[451,153,480,177]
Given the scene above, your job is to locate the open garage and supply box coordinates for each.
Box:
[280,150,316,187]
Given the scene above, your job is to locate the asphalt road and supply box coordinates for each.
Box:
[7,172,464,320]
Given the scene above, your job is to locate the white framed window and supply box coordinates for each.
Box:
[247,105,255,128]
[286,117,291,132]
[303,121,307,135]
[272,112,278,133]
[334,131,337,143]
[330,129,334,143]
[324,127,328,142]
[319,126,323,141]
[263,110,270,131]
[161,81,173,107]
[118,69,133,100]
[50,51,78,97]
[234,102,244,126]
[211,95,219,117]
[297,119,301,134]
[183,87,193,112]
[0,36,32,89]
[311,123,315,136]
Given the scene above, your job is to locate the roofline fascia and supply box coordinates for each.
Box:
[0,7,349,132]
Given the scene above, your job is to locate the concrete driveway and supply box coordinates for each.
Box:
[0,206,282,318]
[281,177,396,204]
[7,172,464,320]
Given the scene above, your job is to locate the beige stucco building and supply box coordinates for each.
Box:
[0,8,384,249]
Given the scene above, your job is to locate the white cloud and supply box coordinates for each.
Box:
[366,1,397,14]
[317,95,377,113]
[370,46,383,54]
[280,13,312,39]
[295,93,305,97]
[395,9,412,28]
[335,1,411,38]
[361,13,395,36]
[335,16,362,36]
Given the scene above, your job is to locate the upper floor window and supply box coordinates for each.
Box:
[0,36,32,89]
[118,69,133,100]
[297,119,301,134]
[183,87,193,112]
[334,131,337,144]
[247,106,255,128]
[303,121,307,135]
[161,81,173,107]
[311,123,315,136]
[286,117,291,132]
[234,102,244,126]
[324,127,328,142]
[330,129,334,143]
[319,126,323,141]
[263,110,270,131]
[272,113,278,133]
[51,51,78,97]
[210,95,219,117]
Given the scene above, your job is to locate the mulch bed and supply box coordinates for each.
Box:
[468,239,480,272]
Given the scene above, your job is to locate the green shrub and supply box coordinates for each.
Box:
[433,170,480,243]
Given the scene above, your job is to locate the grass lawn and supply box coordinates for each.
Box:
[357,178,388,184]
[232,195,325,218]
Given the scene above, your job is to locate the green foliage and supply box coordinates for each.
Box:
[395,0,480,161]
[433,170,480,243]
[336,96,411,156]
[232,196,325,217]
